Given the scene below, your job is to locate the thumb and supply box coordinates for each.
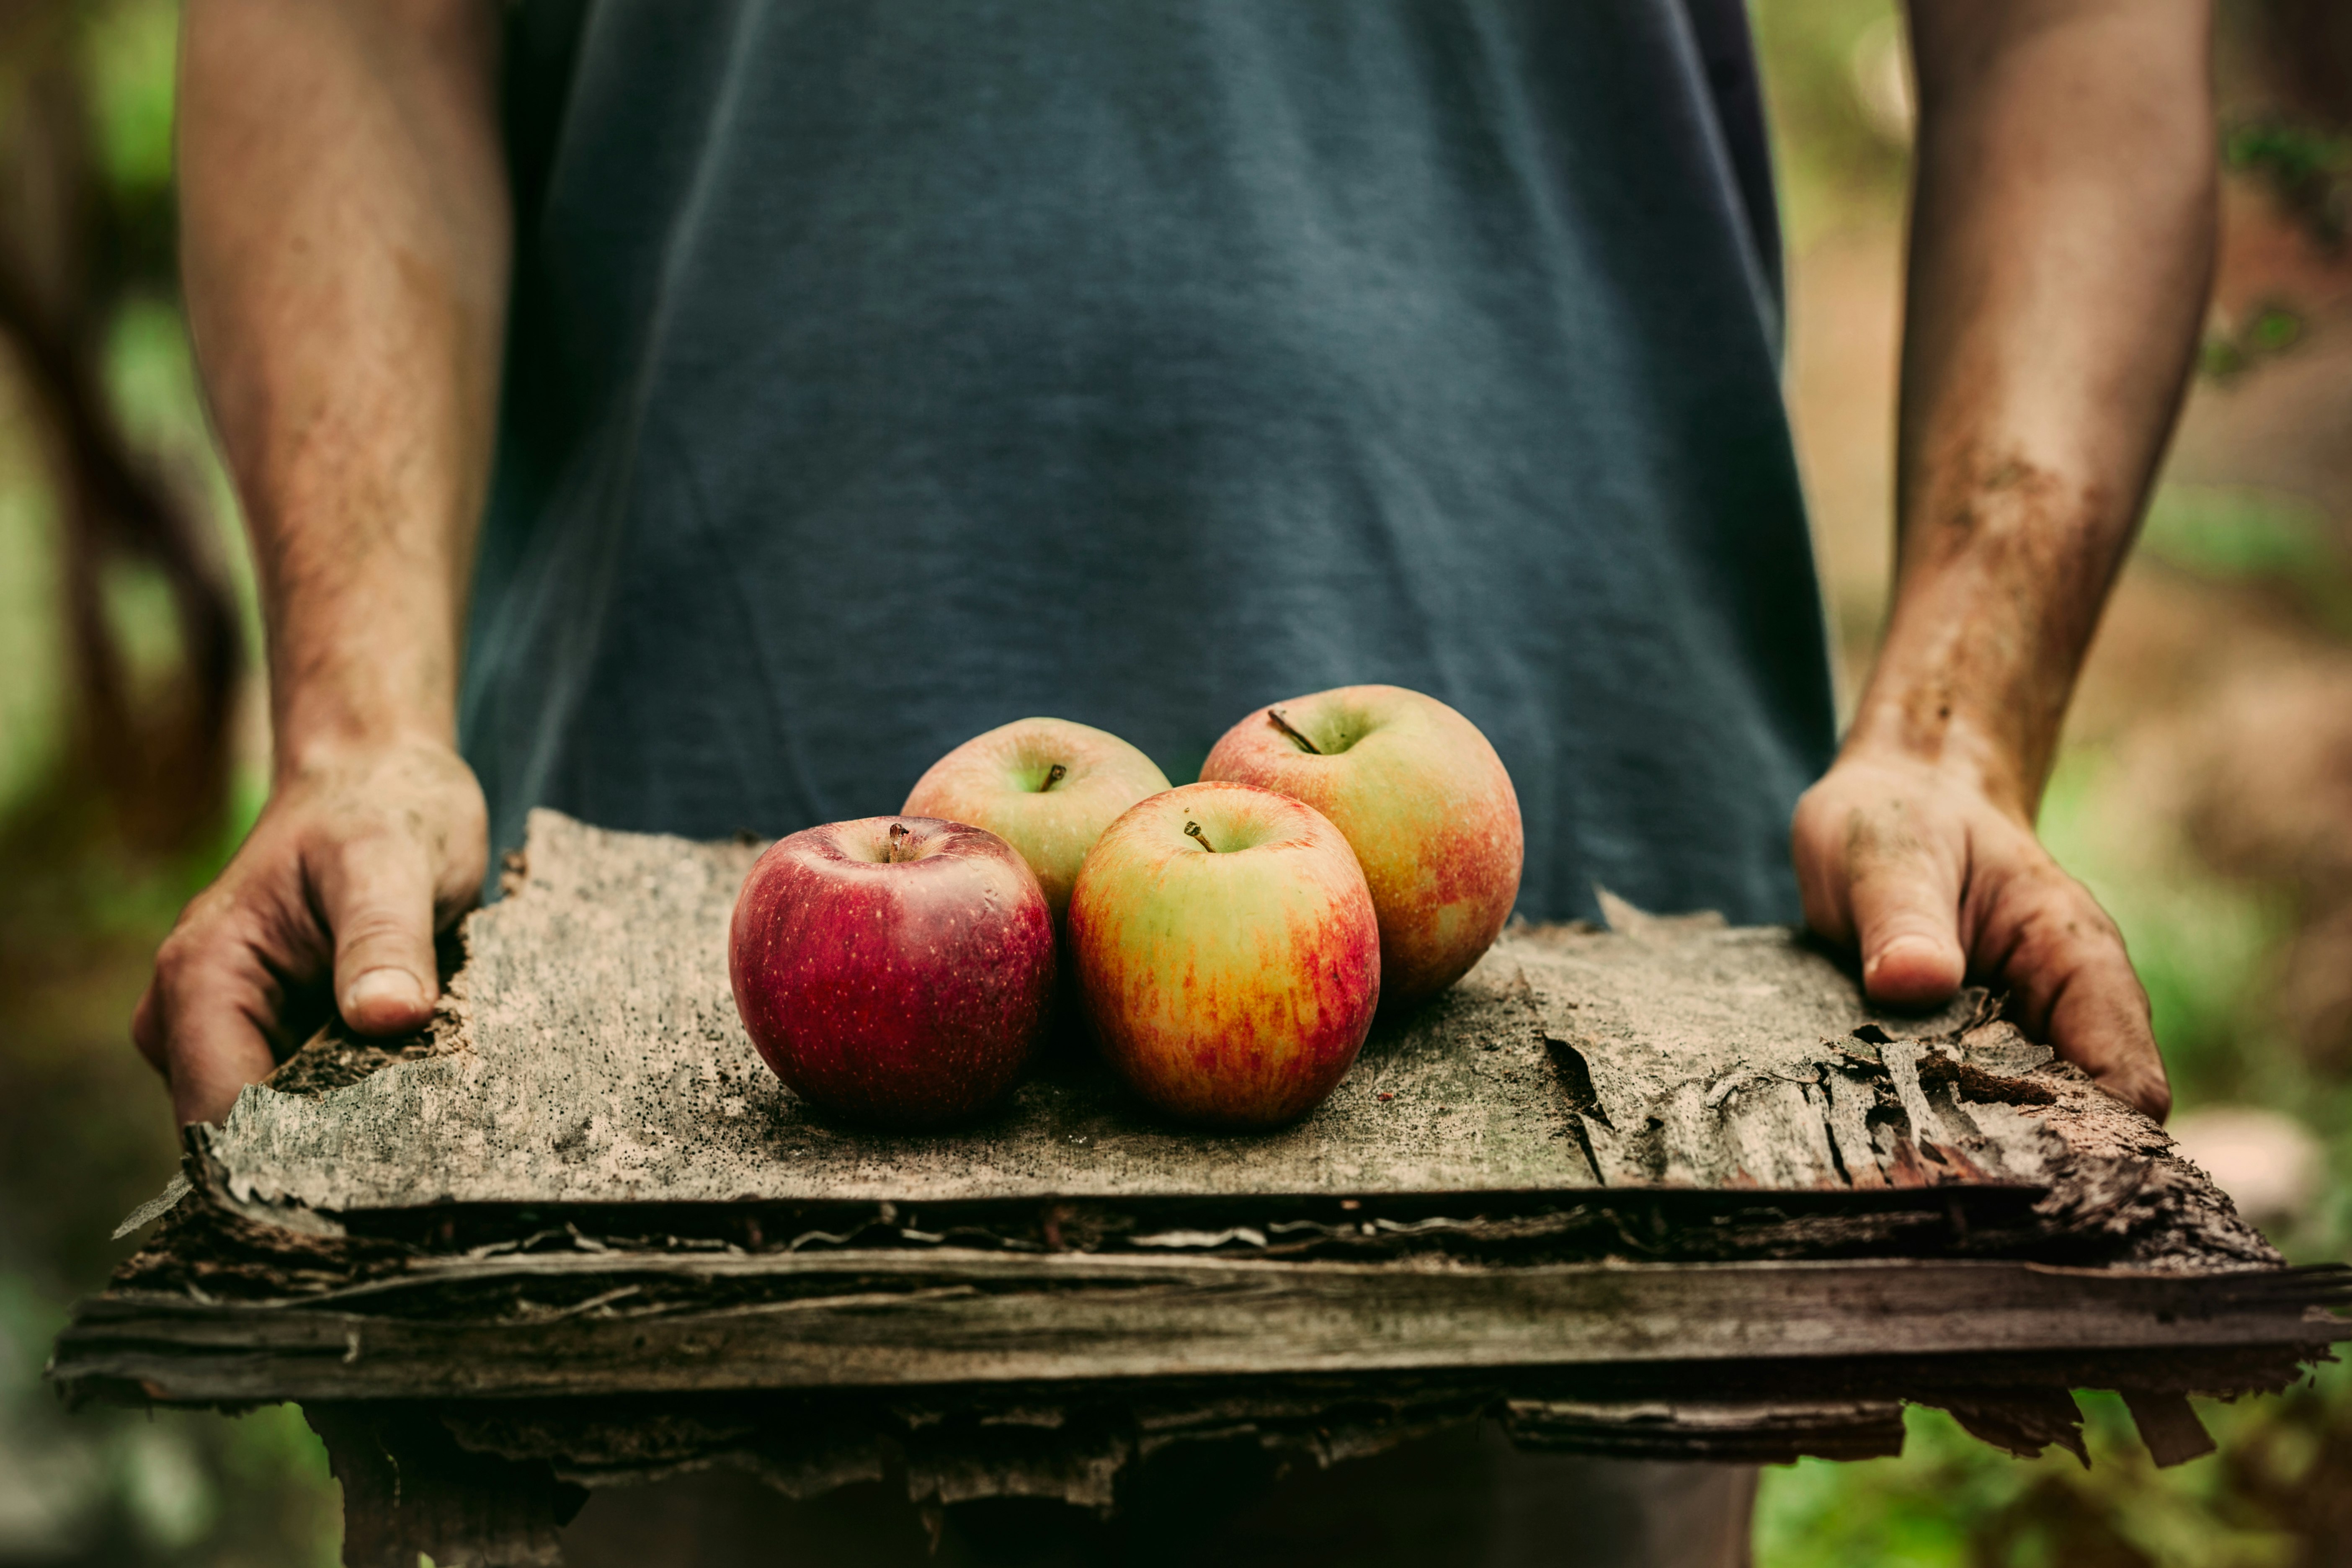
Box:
[315,830,440,1036]
[1846,828,1968,1008]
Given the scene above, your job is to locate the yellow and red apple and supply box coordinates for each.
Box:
[1068,782,1380,1128]
[903,717,1171,926]
[1200,684,1520,1006]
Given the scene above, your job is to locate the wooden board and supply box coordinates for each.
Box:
[197,812,2272,1279]
[51,811,2351,1557]
[56,1252,2348,1405]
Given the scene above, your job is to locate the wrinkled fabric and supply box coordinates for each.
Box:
[467,0,1835,924]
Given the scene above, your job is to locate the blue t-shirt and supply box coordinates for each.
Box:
[464,0,1835,923]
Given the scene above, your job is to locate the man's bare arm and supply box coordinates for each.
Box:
[135,0,507,1125]
[1794,0,2215,1119]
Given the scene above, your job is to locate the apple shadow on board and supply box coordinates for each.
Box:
[728,687,1525,1135]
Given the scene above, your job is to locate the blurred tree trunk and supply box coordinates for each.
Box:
[0,0,241,853]
[2254,0,2352,126]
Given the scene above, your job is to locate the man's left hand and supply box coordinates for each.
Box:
[1792,746,2169,1121]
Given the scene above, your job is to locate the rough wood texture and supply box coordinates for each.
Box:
[205,811,2274,1279]
[56,1252,2348,1403]
[49,812,2351,1555]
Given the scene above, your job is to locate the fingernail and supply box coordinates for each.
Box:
[347,969,427,1019]
[1865,935,1942,976]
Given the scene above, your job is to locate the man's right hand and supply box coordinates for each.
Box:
[132,742,488,1128]
[162,0,510,1129]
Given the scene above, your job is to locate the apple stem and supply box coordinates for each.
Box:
[1042,763,1067,792]
[887,822,913,863]
[1267,708,1322,755]
[1184,820,1216,853]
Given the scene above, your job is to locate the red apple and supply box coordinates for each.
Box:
[729,816,1055,1127]
[1068,782,1380,1128]
[1200,685,1521,1006]
[901,717,1171,925]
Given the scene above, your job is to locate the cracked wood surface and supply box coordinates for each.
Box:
[204,812,2271,1274]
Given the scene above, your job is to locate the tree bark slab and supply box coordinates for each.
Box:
[47,812,2350,1564]
[186,812,2283,1266]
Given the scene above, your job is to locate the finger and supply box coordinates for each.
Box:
[152,932,283,1127]
[315,828,441,1036]
[2047,952,2169,1121]
[132,977,168,1075]
[1844,817,1968,1008]
[1988,885,2169,1121]
[1790,789,1858,946]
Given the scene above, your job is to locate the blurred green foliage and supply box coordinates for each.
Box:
[2040,754,2292,1111]
[0,406,63,812]
[2141,485,2352,635]
[78,0,176,193]
[1758,1371,2352,1568]
[2225,121,2352,189]
[2201,302,2309,381]
[2141,486,2337,584]
[0,1,330,1562]
[1749,0,1912,247]
[2223,119,2352,244]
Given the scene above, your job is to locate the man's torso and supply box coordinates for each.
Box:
[465,0,1834,925]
